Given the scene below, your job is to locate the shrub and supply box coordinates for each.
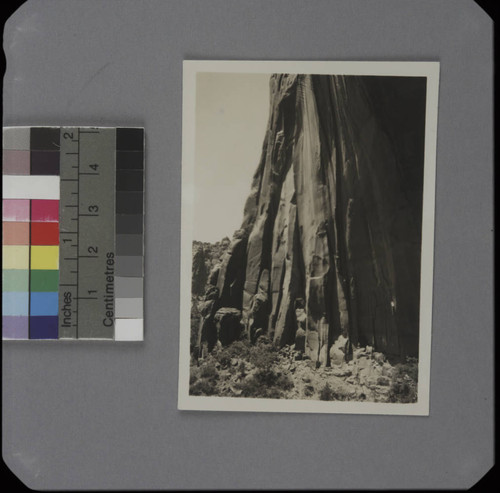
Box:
[217,353,232,369]
[264,388,283,399]
[254,368,278,387]
[236,368,294,399]
[224,340,252,358]
[189,378,217,396]
[200,364,219,381]
[277,374,294,391]
[247,339,279,369]
[402,357,419,382]
[213,340,251,368]
[254,368,293,389]
[189,366,201,385]
[388,357,418,403]
[319,383,349,401]
[388,376,417,403]
[376,376,391,386]
[237,378,263,398]
[319,383,335,401]
[304,385,315,397]
[209,336,279,370]
[232,339,252,351]
[188,362,220,396]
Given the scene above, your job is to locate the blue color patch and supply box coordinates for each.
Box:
[2,292,29,316]
[30,316,58,339]
[30,292,58,316]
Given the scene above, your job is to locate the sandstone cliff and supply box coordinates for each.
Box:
[195,74,426,366]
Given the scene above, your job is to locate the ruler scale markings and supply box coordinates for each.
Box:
[76,128,80,339]
[58,127,79,339]
[77,128,115,339]
[58,127,117,339]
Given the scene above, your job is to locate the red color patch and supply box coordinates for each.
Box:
[31,222,59,245]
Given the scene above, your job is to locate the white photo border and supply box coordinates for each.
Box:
[179,60,440,416]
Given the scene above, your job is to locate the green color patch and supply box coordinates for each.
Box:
[30,270,59,292]
[2,269,29,292]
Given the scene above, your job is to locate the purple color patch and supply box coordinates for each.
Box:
[30,316,58,339]
[2,150,31,175]
[30,151,60,175]
[2,316,29,339]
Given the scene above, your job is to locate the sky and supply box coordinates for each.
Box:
[194,72,271,242]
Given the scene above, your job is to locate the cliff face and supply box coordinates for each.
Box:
[196,74,426,365]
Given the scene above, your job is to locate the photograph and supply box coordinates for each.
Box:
[179,61,439,415]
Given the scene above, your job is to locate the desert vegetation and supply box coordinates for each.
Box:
[189,335,418,403]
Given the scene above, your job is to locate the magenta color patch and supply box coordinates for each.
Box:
[2,199,30,222]
[2,316,29,339]
[2,150,30,175]
[31,200,59,222]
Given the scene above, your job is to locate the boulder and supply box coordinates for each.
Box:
[198,299,216,320]
[295,327,306,352]
[329,346,345,365]
[332,367,352,377]
[381,362,395,378]
[353,347,366,360]
[329,334,349,365]
[214,308,243,346]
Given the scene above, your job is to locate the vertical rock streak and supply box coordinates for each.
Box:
[197,74,423,363]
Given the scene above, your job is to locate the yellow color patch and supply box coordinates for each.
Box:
[31,246,59,270]
[2,245,29,269]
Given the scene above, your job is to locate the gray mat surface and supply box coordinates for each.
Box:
[2,0,493,489]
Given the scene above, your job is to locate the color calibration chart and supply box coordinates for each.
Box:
[2,127,144,341]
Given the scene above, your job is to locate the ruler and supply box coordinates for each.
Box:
[59,128,116,339]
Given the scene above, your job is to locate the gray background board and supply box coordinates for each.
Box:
[2,0,493,489]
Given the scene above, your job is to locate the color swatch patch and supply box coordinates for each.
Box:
[2,127,145,341]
